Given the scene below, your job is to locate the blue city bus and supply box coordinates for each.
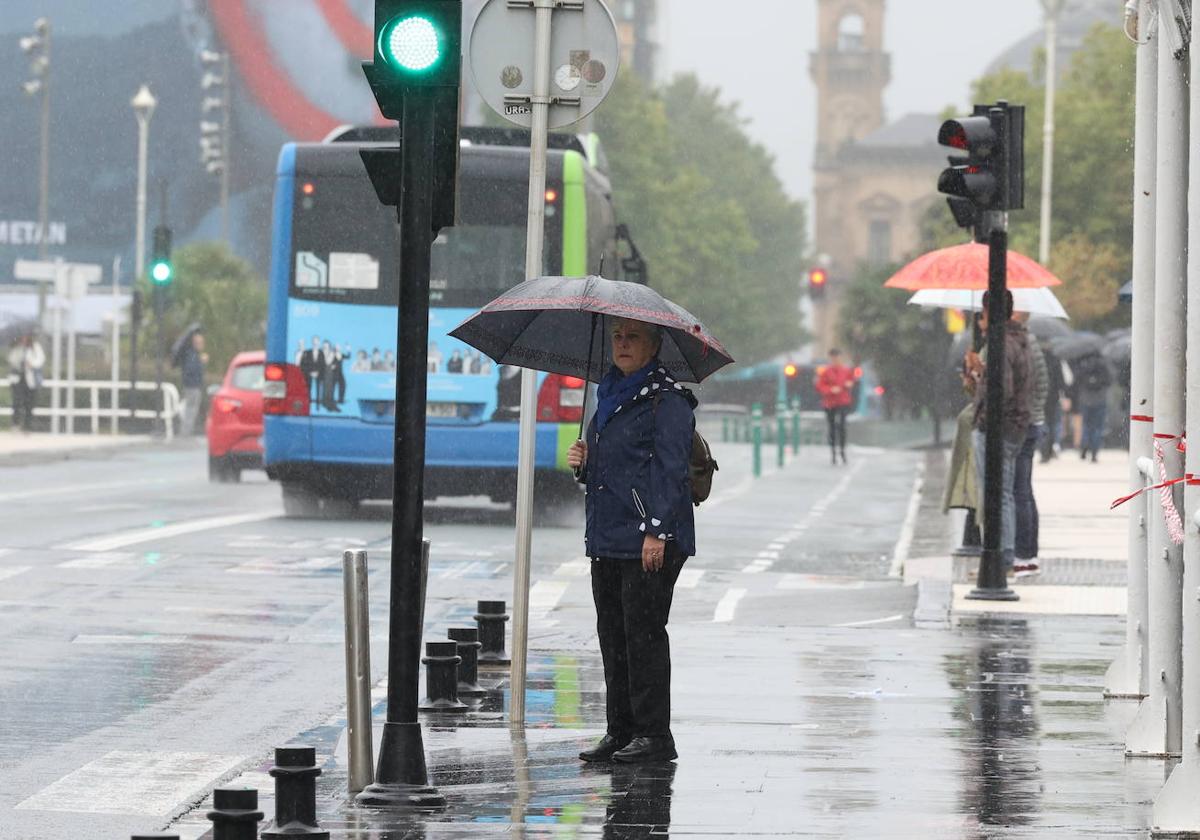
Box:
[262,126,640,517]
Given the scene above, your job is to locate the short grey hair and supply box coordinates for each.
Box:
[610,317,662,348]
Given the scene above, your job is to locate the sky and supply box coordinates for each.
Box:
[660,0,1053,205]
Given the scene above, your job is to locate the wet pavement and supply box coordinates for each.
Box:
[162,612,1164,839]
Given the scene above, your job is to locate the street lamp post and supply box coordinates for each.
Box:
[1038,0,1066,266]
[131,85,157,280]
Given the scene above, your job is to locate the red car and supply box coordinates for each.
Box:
[206,350,265,482]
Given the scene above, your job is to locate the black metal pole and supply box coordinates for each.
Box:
[356,90,445,809]
[154,285,164,434]
[968,221,1018,600]
[129,290,141,421]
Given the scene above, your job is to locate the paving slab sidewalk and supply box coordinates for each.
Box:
[160,446,1169,839]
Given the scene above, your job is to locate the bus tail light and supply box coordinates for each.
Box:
[263,363,310,416]
[537,374,585,422]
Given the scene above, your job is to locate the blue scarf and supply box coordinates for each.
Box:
[594,358,657,433]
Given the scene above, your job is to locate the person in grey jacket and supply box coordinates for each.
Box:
[1013,316,1048,577]
[567,317,696,765]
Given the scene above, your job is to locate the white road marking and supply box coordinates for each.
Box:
[834,613,907,628]
[73,634,190,645]
[555,558,592,577]
[60,511,279,552]
[756,550,780,560]
[227,556,339,575]
[75,503,144,513]
[767,542,786,551]
[888,462,926,578]
[677,568,704,589]
[16,750,246,816]
[741,559,773,574]
[0,565,32,582]
[0,479,165,505]
[529,580,568,613]
[0,548,11,557]
[440,560,481,579]
[713,588,747,623]
[57,552,137,569]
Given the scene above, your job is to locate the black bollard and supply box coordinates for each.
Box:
[206,787,263,840]
[261,745,329,839]
[474,599,510,666]
[447,627,485,696]
[419,640,467,713]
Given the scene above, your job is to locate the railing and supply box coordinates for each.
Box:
[0,378,181,440]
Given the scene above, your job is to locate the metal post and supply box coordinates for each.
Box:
[129,290,141,421]
[776,401,786,467]
[511,0,555,728]
[1127,27,1187,759]
[752,402,763,478]
[1037,0,1063,265]
[220,51,232,245]
[342,550,373,795]
[111,256,121,434]
[791,397,801,455]
[1106,0,1157,700]
[154,285,165,435]
[966,217,1018,601]
[1151,14,1200,829]
[49,258,62,435]
[36,20,50,263]
[66,276,76,434]
[132,85,156,280]
[356,90,443,808]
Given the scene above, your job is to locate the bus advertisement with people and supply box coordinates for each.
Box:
[262,127,641,517]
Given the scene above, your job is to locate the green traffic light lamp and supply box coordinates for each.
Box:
[150,260,173,286]
[380,14,444,72]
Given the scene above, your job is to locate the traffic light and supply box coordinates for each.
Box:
[362,0,463,118]
[149,225,173,286]
[808,267,828,301]
[784,362,798,379]
[937,101,1025,233]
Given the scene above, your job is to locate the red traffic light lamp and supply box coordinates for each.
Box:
[808,268,828,300]
[784,362,798,378]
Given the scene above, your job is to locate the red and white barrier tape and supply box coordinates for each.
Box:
[1154,433,1186,545]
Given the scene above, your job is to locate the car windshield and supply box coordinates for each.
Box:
[231,363,264,391]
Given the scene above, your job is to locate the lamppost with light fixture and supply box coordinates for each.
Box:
[131,84,157,280]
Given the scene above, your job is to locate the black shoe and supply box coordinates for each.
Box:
[1080,448,1088,460]
[612,736,677,764]
[579,734,630,762]
[831,451,838,465]
[840,450,848,464]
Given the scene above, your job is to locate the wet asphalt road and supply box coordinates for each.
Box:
[0,439,920,839]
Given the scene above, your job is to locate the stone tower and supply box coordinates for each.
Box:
[809,0,892,350]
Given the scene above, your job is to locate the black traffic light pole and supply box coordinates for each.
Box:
[969,215,1017,600]
[355,90,446,813]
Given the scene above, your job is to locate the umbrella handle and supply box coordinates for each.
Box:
[578,312,598,441]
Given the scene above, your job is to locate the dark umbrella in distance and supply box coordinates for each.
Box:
[449,275,734,436]
[0,317,39,347]
[1049,331,1105,362]
[1025,316,1072,343]
[170,322,203,368]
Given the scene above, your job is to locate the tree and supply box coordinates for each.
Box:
[594,73,808,363]
[839,263,958,441]
[136,241,267,381]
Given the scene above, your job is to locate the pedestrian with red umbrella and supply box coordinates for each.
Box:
[814,349,856,464]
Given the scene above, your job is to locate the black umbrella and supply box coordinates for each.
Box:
[1025,317,1072,343]
[0,317,39,347]
[1049,331,1105,361]
[170,322,203,367]
[448,275,733,385]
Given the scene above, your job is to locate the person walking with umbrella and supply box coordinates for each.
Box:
[567,317,696,764]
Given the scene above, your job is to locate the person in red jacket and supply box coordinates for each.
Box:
[815,349,856,464]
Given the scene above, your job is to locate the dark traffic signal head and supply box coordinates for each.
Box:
[149,225,173,286]
[936,103,1025,231]
[363,0,462,118]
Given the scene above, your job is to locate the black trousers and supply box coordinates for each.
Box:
[825,406,848,452]
[591,548,684,740]
[11,381,34,430]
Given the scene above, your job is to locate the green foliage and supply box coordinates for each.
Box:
[923,23,1135,327]
[839,263,957,420]
[136,241,266,382]
[594,73,808,364]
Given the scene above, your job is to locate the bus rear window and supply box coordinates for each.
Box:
[290,173,559,307]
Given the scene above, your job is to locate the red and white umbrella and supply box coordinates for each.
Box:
[884,242,1063,291]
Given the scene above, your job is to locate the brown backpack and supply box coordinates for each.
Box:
[688,428,718,506]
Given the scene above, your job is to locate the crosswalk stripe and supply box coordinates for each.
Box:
[0,565,32,582]
[529,580,568,613]
[60,511,278,552]
[555,558,591,577]
[677,568,704,589]
[713,588,746,623]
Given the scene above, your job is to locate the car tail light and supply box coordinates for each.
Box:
[214,396,242,414]
[263,362,310,416]
[536,374,585,422]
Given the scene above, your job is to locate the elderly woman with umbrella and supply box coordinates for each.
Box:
[452,275,731,764]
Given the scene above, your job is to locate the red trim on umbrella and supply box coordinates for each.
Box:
[884,242,1063,291]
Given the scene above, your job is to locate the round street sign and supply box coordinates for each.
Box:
[469,0,620,130]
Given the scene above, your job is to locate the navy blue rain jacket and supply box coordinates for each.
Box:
[580,366,697,560]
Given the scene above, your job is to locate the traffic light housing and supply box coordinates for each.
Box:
[808,267,828,301]
[149,225,173,286]
[363,0,463,117]
[937,101,1025,233]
